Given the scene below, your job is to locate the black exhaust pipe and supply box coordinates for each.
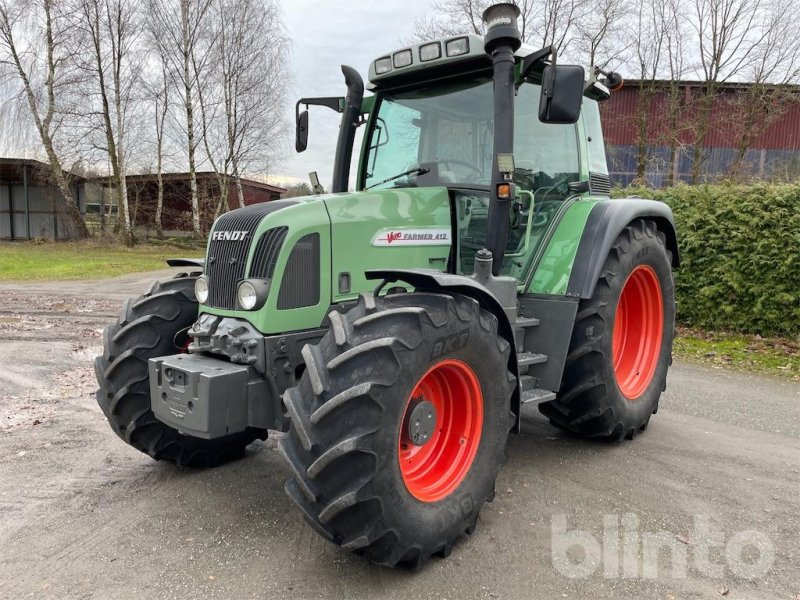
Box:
[482,3,521,275]
[331,65,364,193]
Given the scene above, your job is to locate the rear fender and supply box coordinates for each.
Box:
[566,199,679,299]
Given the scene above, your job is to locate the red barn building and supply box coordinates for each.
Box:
[600,80,800,186]
[98,171,286,233]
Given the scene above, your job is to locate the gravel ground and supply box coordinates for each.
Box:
[0,270,798,600]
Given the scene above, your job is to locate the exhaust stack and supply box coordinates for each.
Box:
[482,3,522,276]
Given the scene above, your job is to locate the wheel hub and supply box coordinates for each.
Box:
[404,397,437,446]
[398,359,483,503]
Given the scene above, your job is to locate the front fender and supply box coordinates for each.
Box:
[566,198,679,299]
[166,258,205,269]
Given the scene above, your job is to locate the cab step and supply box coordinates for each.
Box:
[515,316,540,328]
[517,352,548,368]
[521,387,557,405]
[513,315,541,352]
[519,374,557,405]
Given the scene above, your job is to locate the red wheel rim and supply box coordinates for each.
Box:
[398,359,483,503]
[612,265,664,400]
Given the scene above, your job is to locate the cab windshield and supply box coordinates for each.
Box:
[361,75,583,281]
[362,77,494,190]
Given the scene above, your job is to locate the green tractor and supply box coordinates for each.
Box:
[95,4,677,568]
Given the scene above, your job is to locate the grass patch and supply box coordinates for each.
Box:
[674,326,800,380]
[0,240,203,281]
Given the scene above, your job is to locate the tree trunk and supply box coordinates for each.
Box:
[114,71,133,244]
[235,174,245,209]
[663,82,684,187]
[690,89,715,184]
[155,162,164,239]
[666,143,677,187]
[213,175,229,219]
[48,155,87,239]
[634,83,651,182]
[729,136,752,180]
[232,157,245,208]
[182,4,201,237]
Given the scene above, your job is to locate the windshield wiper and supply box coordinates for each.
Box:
[365,167,430,190]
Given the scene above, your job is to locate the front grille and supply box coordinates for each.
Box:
[249,227,288,279]
[589,172,611,195]
[278,233,320,310]
[205,201,295,309]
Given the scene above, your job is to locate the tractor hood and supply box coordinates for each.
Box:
[199,186,452,334]
[323,186,452,303]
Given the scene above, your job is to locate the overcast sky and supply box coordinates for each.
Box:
[278,0,433,189]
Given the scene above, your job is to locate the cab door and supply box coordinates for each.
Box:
[504,82,583,283]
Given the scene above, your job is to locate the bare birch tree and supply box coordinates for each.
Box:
[152,60,170,237]
[574,0,628,69]
[196,0,288,216]
[70,0,141,244]
[726,0,800,178]
[216,0,288,208]
[0,0,89,238]
[148,0,213,236]
[536,0,585,55]
[658,0,689,185]
[625,0,674,181]
[686,0,769,182]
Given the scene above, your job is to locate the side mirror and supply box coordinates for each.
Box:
[539,65,585,124]
[296,110,309,152]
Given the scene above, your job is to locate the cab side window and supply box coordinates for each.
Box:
[500,83,581,278]
[513,83,580,201]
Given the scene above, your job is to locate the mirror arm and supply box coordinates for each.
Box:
[294,97,346,141]
[295,96,346,154]
[567,180,590,194]
[520,45,556,81]
[296,97,344,117]
[541,48,558,100]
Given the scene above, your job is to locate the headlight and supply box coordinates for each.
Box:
[446,37,469,57]
[235,279,270,311]
[237,281,258,310]
[374,57,392,75]
[194,276,209,304]
[419,42,441,62]
[393,49,413,68]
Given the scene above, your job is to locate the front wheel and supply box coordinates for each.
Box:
[94,274,266,467]
[540,219,675,440]
[279,292,513,567]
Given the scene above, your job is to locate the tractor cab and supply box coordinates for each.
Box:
[359,67,599,280]
[297,29,615,283]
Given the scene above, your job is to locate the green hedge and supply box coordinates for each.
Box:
[614,184,800,337]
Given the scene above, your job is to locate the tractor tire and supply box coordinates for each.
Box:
[279,292,514,567]
[94,273,266,467]
[540,219,675,440]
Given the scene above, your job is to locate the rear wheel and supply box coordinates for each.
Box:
[279,292,513,567]
[94,274,266,467]
[540,219,675,440]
